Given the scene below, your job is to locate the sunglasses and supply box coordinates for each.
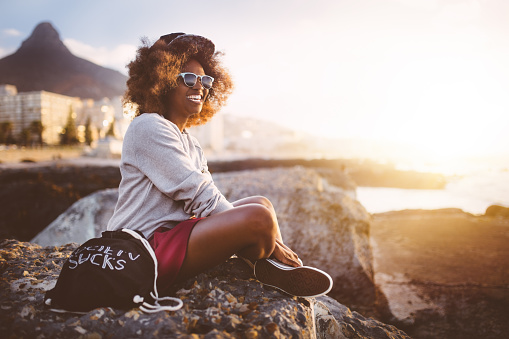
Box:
[178,72,214,90]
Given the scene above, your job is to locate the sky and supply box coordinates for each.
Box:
[1,0,509,169]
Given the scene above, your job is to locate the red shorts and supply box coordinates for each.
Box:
[149,218,204,291]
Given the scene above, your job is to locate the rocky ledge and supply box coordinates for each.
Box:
[32,167,383,315]
[0,239,409,338]
[3,166,413,337]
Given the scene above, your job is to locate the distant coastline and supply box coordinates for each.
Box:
[358,169,509,215]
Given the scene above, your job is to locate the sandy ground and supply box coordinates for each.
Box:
[371,209,509,338]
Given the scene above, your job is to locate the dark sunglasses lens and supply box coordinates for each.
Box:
[201,76,213,89]
[183,73,197,87]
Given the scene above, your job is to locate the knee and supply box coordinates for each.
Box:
[244,204,277,241]
[237,205,278,260]
[251,196,275,211]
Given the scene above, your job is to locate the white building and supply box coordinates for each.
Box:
[0,84,83,145]
[0,84,130,146]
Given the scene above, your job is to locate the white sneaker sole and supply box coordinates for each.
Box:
[253,259,333,298]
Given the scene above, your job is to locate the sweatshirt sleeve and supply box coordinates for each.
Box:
[131,116,233,217]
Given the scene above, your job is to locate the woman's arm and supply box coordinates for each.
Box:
[130,115,233,217]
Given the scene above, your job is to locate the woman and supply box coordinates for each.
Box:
[107,33,332,298]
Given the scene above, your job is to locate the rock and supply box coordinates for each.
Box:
[213,167,376,309]
[31,189,118,246]
[32,167,377,307]
[32,166,377,311]
[315,297,410,339]
[0,239,409,338]
[485,204,509,218]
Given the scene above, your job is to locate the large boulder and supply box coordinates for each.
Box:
[31,189,118,246]
[213,167,376,309]
[32,167,377,310]
[0,239,409,338]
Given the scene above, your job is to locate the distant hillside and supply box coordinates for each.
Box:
[0,22,127,100]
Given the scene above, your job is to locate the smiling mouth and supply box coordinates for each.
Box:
[187,94,203,104]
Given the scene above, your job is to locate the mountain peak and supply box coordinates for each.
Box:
[19,21,69,54]
[0,22,127,100]
[31,22,60,40]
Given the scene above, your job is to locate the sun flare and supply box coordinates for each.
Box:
[363,50,508,163]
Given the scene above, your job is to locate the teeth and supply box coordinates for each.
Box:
[187,95,202,102]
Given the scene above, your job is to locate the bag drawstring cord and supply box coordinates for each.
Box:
[122,229,184,313]
[132,293,183,313]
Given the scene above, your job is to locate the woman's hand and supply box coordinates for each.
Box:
[270,239,302,267]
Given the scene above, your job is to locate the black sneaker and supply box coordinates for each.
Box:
[252,258,333,298]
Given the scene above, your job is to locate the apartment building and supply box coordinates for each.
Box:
[0,85,131,145]
[0,84,83,145]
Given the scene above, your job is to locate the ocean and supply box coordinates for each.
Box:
[356,170,509,215]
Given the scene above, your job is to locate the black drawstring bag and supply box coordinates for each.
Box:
[44,229,182,313]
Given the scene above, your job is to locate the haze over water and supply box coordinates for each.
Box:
[356,164,509,215]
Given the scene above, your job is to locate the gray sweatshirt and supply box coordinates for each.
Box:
[107,113,233,238]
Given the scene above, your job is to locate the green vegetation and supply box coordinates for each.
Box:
[84,116,93,146]
[105,117,116,138]
[60,106,79,145]
[0,121,14,145]
[30,120,44,146]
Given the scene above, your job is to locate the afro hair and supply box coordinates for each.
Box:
[123,34,234,128]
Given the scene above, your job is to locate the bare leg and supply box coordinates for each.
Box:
[232,197,298,265]
[176,196,301,282]
[176,203,278,281]
[231,196,283,241]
